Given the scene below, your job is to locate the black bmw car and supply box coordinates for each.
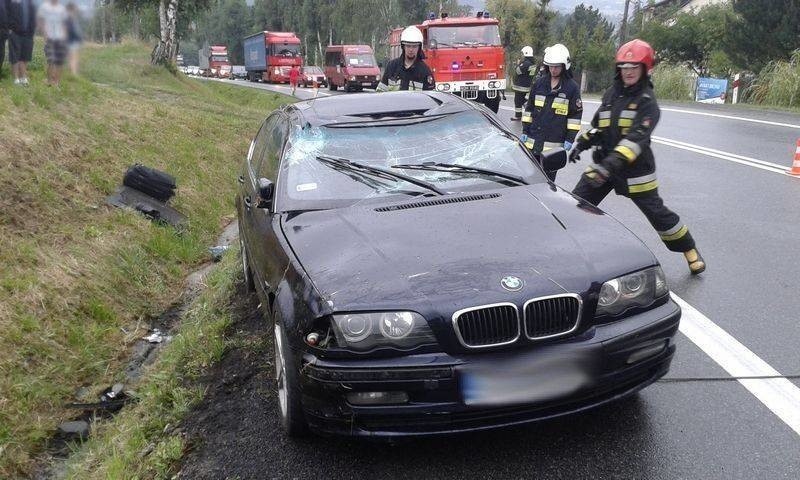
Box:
[236,91,680,437]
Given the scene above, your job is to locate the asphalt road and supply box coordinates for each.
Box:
[184,77,800,478]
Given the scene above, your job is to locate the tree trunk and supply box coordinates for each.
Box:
[151,0,179,66]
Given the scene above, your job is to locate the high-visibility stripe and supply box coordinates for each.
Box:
[543,141,562,150]
[618,118,633,127]
[615,145,637,162]
[659,223,685,237]
[410,81,424,90]
[512,85,529,92]
[525,139,535,149]
[599,111,611,119]
[534,95,546,107]
[617,139,642,156]
[599,119,611,127]
[522,115,532,123]
[620,110,637,119]
[514,107,523,113]
[552,97,568,104]
[567,119,581,130]
[376,82,388,92]
[660,225,688,241]
[627,173,657,185]
[628,180,658,193]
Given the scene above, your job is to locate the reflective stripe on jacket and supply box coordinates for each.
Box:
[523,74,583,152]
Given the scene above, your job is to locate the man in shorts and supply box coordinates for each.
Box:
[8,0,36,85]
[37,0,68,86]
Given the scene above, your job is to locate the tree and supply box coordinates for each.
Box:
[559,4,616,91]
[725,0,800,72]
[195,0,250,64]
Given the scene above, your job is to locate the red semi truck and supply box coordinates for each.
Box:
[244,31,303,83]
[389,12,506,112]
[199,45,231,78]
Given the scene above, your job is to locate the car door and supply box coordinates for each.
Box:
[239,116,273,251]
[248,112,289,299]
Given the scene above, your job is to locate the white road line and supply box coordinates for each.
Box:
[653,136,796,176]
[672,293,800,437]
[582,99,800,129]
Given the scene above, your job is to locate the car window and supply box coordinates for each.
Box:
[249,117,273,176]
[278,111,547,212]
[257,114,288,182]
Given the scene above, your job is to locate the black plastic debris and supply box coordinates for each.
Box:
[209,245,230,261]
[106,164,186,227]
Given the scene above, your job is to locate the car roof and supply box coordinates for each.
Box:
[286,91,476,127]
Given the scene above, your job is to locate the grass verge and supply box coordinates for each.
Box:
[0,39,287,476]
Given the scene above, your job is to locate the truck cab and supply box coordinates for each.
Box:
[324,45,380,92]
[389,12,506,112]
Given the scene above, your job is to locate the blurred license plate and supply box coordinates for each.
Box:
[362,82,373,86]
[459,350,594,406]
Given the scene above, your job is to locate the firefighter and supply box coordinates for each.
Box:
[522,43,582,181]
[377,26,435,92]
[510,46,535,122]
[569,39,706,275]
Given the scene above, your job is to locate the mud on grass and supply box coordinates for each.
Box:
[0,40,288,476]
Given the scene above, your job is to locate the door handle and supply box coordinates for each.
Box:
[244,196,252,209]
[238,175,245,184]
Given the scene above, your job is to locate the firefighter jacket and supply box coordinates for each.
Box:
[377,56,435,91]
[523,74,583,152]
[512,57,536,93]
[577,77,660,197]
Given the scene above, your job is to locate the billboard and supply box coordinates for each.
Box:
[695,77,728,104]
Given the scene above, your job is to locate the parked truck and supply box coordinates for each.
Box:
[198,45,231,78]
[244,31,303,83]
[389,11,505,112]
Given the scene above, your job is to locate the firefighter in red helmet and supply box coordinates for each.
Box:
[568,39,706,274]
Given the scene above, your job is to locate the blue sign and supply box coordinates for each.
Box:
[695,77,728,104]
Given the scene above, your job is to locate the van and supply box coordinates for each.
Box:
[324,45,380,92]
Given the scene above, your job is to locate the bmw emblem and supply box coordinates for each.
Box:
[501,276,523,292]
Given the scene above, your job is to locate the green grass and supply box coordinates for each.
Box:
[0,39,288,477]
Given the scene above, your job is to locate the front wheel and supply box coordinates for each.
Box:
[274,322,309,437]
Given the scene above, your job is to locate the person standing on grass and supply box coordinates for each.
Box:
[8,0,36,86]
[0,0,9,79]
[37,0,68,87]
[65,2,81,76]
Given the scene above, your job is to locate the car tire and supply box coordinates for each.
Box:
[273,321,309,437]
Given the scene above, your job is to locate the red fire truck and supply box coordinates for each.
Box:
[244,31,303,83]
[389,11,505,112]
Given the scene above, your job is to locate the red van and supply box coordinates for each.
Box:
[324,45,380,92]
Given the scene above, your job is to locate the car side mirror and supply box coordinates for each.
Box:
[256,177,274,209]
[540,148,567,171]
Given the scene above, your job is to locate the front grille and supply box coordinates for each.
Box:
[356,75,375,81]
[524,294,582,339]
[453,303,519,348]
[374,193,500,212]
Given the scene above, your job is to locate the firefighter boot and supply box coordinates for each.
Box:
[684,248,706,275]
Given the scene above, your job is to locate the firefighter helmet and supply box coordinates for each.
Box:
[400,26,424,45]
[615,39,655,75]
[521,46,534,57]
[543,43,571,70]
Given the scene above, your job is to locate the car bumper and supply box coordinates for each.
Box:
[299,299,680,437]
[346,81,378,89]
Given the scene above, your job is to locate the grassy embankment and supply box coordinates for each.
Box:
[0,40,287,477]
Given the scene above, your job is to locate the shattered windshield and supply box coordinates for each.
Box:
[278,111,545,211]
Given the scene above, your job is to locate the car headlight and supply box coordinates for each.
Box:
[350,75,357,81]
[331,312,436,351]
[596,266,668,317]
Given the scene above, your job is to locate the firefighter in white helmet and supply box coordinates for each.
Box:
[510,46,536,122]
[378,26,435,91]
[522,43,583,180]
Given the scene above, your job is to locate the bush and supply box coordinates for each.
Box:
[747,50,800,108]
[651,63,695,101]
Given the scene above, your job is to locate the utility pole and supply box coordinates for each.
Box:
[619,0,631,46]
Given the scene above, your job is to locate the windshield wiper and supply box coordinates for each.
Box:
[391,162,529,186]
[316,155,445,195]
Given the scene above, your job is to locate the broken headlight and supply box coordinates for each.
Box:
[330,312,437,352]
[596,266,668,317]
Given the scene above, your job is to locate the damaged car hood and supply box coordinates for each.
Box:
[281,183,657,313]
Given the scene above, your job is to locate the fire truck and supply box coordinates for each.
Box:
[198,45,231,78]
[389,11,505,112]
[244,31,303,83]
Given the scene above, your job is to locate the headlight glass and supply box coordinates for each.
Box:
[596,266,668,317]
[331,312,436,351]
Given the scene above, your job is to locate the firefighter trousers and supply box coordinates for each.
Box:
[513,91,526,118]
[572,178,696,253]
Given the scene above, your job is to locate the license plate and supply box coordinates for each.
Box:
[462,85,479,92]
[362,82,373,86]
[459,349,596,407]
